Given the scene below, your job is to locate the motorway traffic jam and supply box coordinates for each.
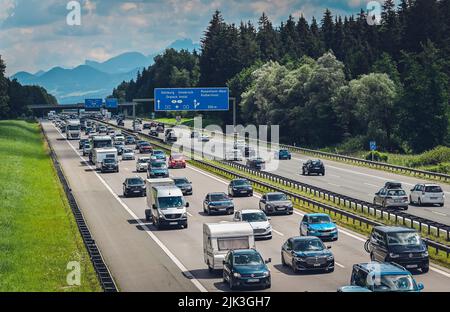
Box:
[45,111,450,292]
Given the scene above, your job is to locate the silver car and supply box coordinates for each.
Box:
[373,188,409,210]
[259,192,294,215]
[82,143,91,156]
[136,157,150,172]
[122,148,135,161]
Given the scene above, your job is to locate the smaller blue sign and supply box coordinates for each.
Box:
[105,98,118,109]
[85,98,103,108]
[370,141,377,151]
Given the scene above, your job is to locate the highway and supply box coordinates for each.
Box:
[130,120,450,226]
[42,120,450,292]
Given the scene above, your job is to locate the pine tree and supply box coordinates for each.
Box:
[0,55,10,119]
[321,9,334,52]
[256,13,280,61]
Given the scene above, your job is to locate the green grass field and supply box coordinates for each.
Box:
[0,120,101,292]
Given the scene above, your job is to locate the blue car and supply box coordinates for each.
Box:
[338,262,424,292]
[152,150,167,161]
[223,249,271,290]
[275,149,292,160]
[300,213,338,241]
[147,161,169,178]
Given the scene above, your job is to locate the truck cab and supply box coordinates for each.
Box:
[145,178,189,230]
[66,120,81,140]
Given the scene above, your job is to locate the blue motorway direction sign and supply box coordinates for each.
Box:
[370,141,377,151]
[84,98,103,108]
[154,87,229,111]
[105,98,118,109]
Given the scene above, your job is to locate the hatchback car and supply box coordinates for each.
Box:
[302,159,325,176]
[275,149,292,160]
[122,148,135,161]
[79,138,89,150]
[246,157,265,170]
[338,262,424,292]
[151,150,167,161]
[234,210,272,239]
[114,142,126,155]
[168,153,186,169]
[82,143,91,156]
[223,249,271,290]
[367,226,429,273]
[123,177,146,198]
[136,157,150,172]
[373,188,409,210]
[299,213,338,241]
[281,236,334,273]
[139,142,153,154]
[147,161,169,178]
[135,140,147,150]
[228,179,253,197]
[410,183,445,206]
[173,177,193,195]
[125,136,136,145]
[203,192,234,215]
[259,192,293,215]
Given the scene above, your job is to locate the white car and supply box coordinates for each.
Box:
[410,184,445,206]
[136,156,150,172]
[233,209,272,239]
[122,148,135,161]
[198,134,210,142]
[225,149,243,161]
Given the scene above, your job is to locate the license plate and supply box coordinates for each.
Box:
[169,222,178,225]
[395,199,401,203]
[240,191,247,193]
[430,197,437,200]
[133,190,141,193]
[219,208,226,211]
[277,207,286,211]
[247,279,259,283]
[313,263,321,267]
[406,264,418,268]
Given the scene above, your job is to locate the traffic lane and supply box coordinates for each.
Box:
[44,122,200,292]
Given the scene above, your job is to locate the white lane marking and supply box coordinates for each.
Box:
[272,229,284,236]
[51,125,207,292]
[364,183,379,188]
[432,211,447,217]
[187,212,193,217]
[335,262,345,269]
[329,174,341,178]
[328,183,341,187]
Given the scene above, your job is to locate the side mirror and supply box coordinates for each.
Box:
[152,204,157,209]
[265,258,271,264]
[375,192,379,195]
[410,189,414,192]
[185,202,190,208]
[222,260,226,265]
[267,217,271,221]
[417,283,424,291]
[327,245,332,249]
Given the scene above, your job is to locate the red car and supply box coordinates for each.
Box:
[139,142,153,154]
[169,153,186,169]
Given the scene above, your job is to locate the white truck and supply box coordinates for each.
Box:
[48,111,56,120]
[92,148,117,170]
[133,121,142,132]
[66,120,81,140]
[88,135,113,162]
[203,222,255,271]
[145,178,189,230]
[158,128,177,143]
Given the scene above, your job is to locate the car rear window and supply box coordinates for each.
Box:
[387,190,406,196]
[425,186,443,193]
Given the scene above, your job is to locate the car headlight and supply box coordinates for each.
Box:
[327,255,334,261]
[421,251,429,257]
[294,257,305,262]
[287,203,293,208]
[181,212,188,218]
[266,225,272,231]
[262,271,270,277]
[389,253,400,258]
[158,212,165,219]
[233,272,241,278]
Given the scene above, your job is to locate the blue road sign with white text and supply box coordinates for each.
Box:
[105,98,118,109]
[84,98,103,108]
[370,141,377,151]
[154,88,229,111]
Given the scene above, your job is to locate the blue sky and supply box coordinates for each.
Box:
[0,0,373,76]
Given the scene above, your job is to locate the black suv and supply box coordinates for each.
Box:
[302,159,325,176]
[101,158,119,173]
[123,177,146,197]
[246,158,265,170]
[366,226,429,273]
[79,138,89,150]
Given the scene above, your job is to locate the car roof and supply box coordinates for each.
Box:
[356,262,409,274]
[232,178,248,182]
[208,192,228,196]
[290,236,321,242]
[374,226,416,233]
[266,192,284,196]
[240,209,263,214]
[231,249,259,255]
[126,177,143,181]
[305,213,330,217]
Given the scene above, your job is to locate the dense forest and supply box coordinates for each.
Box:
[111,0,450,153]
[0,56,57,119]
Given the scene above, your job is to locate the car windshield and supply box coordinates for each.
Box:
[233,253,263,266]
[158,196,184,209]
[153,151,164,155]
[233,180,249,186]
[292,239,324,252]
[103,158,115,164]
[309,215,332,224]
[242,212,267,222]
[151,162,167,169]
[280,150,289,154]
[83,144,90,148]
[138,158,149,163]
[425,186,443,193]
[267,193,287,201]
[311,161,322,166]
[127,178,143,186]
[123,149,132,153]
[141,143,151,147]
[372,274,416,292]
[387,190,406,196]
[174,178,189,185]
[210,193,228,201]
[172,154,183,160]
[386,232,421,246]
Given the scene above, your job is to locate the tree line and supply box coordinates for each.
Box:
[0,56,57,119]
[112,0,450,153]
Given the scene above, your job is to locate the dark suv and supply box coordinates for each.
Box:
[246,157,265,170]
[123,177,146,197]
[228,179,253,197]
[302,160,325,176]
[366,226,429,273]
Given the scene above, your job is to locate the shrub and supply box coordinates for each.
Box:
[406,146,450,167]
[365,151,389,162]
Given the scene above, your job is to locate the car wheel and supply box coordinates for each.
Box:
[439,203,444,207]
[302,169,305,176]
[228,209,234,215]
[292,260,298,273]
[370,252,375,261]
[422,266,429,273]
[418,198,422,207]
[281,253,287,266]
[327,267,334,273]
[409,196,414,205]
[229,278,234,290]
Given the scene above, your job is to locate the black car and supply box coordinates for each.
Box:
[244,146,256,158]
[281,236,334,273]
[302,160,325,176]
[203,192,234,215]
[173,177,193,195]
[79,138,89,150]
[123,177,146,197]
[135,140,147,150]
[143,123,152,129]
[246,158,265,170]
[117,119,125,126]
[228,179,253,197]
[366,226,429,273]
[101,158,119,173]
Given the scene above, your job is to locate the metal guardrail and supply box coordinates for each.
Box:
[41,124,118,292]
[145,118,450,183]
[96,119,450,259]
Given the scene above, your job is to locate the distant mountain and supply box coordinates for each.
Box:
[11,38,200,104]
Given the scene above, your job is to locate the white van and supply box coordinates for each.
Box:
[145,178,189,229]
[92,148,118,170]
[203,222,255,271]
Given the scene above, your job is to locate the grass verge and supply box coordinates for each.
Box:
[0,120,101,292]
